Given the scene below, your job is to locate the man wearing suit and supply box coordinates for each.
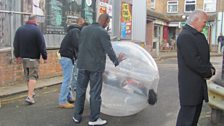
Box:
[72,13,125,126]
[176,10,216,126]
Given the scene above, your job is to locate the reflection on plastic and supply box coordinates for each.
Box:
[87,41,159,116]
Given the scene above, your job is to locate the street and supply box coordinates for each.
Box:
[0,56,222,126]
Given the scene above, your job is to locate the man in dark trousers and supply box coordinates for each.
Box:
[72,13,125,125]
[13,15,47,104]
[176,10,216,126]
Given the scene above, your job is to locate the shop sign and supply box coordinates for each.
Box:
[120,2,132,39]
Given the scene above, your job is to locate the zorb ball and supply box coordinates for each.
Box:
[87,41,159,116]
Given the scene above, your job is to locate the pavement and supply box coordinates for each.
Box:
[0,51,222,106]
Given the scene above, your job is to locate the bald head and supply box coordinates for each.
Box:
[186,10,208,32]
[98,13,110,28]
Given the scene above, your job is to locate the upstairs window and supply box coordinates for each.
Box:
[151,0,155,9]
[167,1,178,13]
[185,0,196,12]
[203,0,216,12]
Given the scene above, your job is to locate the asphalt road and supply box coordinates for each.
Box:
[0,57,222,126]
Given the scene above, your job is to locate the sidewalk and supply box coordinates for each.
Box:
[0,76,63,106]
[0,51,222,106]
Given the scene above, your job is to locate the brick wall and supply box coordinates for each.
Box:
[0,49,62,87]
[155,0,166,14]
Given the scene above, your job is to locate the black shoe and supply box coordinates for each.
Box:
[147,89,157,105]
[68,98,75,103]
[72,116,81,124]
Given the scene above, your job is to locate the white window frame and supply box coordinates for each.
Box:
[167,0,178,13]
[184,0,196,12]
[150,0,156,9]
[203,0,216,12]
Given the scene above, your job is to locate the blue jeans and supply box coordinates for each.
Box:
[59,57,74,104]
[74,70,103,121]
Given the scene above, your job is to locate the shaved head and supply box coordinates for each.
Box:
[29,15,37,21]
[98,13,110,28]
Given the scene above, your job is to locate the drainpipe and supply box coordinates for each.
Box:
[10,0,15,63]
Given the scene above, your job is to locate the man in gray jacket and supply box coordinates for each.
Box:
[72,13,125,125]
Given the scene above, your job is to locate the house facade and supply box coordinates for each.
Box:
[146,0,221,53]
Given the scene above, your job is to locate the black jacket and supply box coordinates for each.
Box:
[13,22,47,60]
[77,23,119,72]
[59,25,81,63]
[177,24,214,105]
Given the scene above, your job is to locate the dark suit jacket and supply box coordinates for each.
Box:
[77,23,119,72]
[177,24,213,106]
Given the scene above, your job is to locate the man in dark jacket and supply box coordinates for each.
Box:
[72,13,125,125]
[176,10,215,126]
[13,15,47,104]
[58,17,85,109]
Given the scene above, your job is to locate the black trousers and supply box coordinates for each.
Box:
[176,103,203,126]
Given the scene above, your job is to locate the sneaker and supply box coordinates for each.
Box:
[72,116,81,124]
[25,97,35,104]
[58,103,74,109]
[88,118,107,126]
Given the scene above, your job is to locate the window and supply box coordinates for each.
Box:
[185,0,196,12]
[151,0,155,9]
[203,0,216,12]
[167,1,178,13]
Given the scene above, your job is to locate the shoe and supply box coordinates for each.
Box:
[58,103,74,109]
[67,95,75,103]
[25,97,35,104]
[147,89,157,105]
[72,116,81,124]
[88,118,107,126]
[68,98,75,103]
[67,90,75,103]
